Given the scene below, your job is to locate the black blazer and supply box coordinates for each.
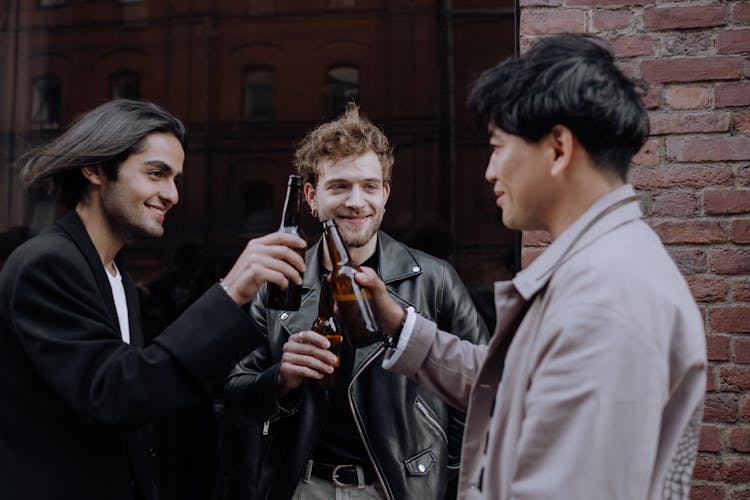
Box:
[0,211,259,500]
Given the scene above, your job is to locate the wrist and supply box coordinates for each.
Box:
[385,307,408,349]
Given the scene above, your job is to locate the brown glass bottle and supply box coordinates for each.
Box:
[322,219,382,347]
[267,175,306,310]
[312,278,342,389]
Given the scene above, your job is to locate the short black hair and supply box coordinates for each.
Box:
[19,99,186,208]
[468,33,649,179]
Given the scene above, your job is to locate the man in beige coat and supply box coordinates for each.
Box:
[357,33,707,499]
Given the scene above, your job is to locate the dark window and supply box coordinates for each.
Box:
[243,68,274,122]
[39,0,67,6]
[241,181,274,233]
[111,70,142,99]
[30,75,61,127]
[325,66,359,118]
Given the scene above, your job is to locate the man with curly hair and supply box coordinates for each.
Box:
[218,104,488,500]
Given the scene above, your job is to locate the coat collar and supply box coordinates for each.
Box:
[56,210,143,346]
[512,184,643,300]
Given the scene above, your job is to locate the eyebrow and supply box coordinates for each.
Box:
[324,177,382,185]
[145,160,182,178]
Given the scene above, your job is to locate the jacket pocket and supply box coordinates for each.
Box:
[415,396,448,444]
[404,449,437,477]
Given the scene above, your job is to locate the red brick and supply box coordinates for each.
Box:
[665,86,709,110]
[591,9,632,31]
[704,393,739,423]
[688,276,728,302]
[734,220,750,244]
[710,249,750,274]
[736,279,750,301]
[643,85,660,109]
[651,191,697,217]
[668,249,708,275]
[718,29,750,54]
[705,190,750,215]
[737,110,750,134]
[566,0,651,6]
[690,485,725,500]
[741,167,750,187]
[644,6,726,30]
[706,364,716,391]
[707,334,731,361]
[734,3,750,23]
[522,230,550,246]
[632,140,659,166]
[519,0,564,6]
[710,306,750,332]
[611,35,654,58]
[720,366,750,391]
[692,454,720,481]
[519,9,585,35]
[729,427,750,452]
[743,397,750,422]
[649,111,731,135]
[663,31,715,57]
[737,338,750,364]
[719,458,750,483]
[716,82,750,107]
[641,57,742,83]
[699,424,722,452]
[666,136,750,162]
[653,220,726,244]
[631,166,733,189]
[730,488,750,500]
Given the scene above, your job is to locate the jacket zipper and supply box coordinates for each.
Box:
[348,345,394,500]
[414,397,448,444]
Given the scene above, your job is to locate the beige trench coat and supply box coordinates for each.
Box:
[385,185,706,500]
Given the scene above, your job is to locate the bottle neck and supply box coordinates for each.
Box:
[323,224,351,267]
[318,280,334,316]
[280,182,302,228]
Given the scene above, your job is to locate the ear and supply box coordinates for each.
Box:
[80,165,104,186]
[548,125,575,177]
[383,180,391,204]
[303,182,317,212]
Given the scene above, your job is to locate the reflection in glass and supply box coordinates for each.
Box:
[243,68,274,123]
[111,70,142,100]
[31,75,61,128]
[325,66,359,119]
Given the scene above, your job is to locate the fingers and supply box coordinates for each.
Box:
[277,331,338,391]
[355,266,405,335]
[221,232,308,305]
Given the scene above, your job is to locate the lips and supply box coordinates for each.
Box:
[338,214,371,226]
[146,204,168,221]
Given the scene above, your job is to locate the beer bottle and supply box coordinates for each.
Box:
[322,219,382,347]
[267,175,306,310]
[312,278,342,389]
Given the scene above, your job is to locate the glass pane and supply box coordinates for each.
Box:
[244,69,274,122]
[325,66,359,119]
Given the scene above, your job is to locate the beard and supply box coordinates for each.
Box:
[319,208,384,249]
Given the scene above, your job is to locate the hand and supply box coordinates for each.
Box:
[220,232,306,305]
[355,267,405,337]
[276,331,338,397]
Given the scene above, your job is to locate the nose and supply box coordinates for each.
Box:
[345,185,365,208]
[484,160,496,184]
[160,179,179,207]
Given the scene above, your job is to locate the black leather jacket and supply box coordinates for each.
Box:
[219,232,488,500]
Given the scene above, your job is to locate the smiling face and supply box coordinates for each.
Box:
[98,132,184,242]
[484,126,553,232]
[305,150,390,259]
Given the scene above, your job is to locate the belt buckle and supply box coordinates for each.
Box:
[332,464,354,487]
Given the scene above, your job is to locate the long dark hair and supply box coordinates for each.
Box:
[19,99,187,208]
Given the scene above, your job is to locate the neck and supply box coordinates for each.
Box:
[546,172,624,240]
[75,201,125,274]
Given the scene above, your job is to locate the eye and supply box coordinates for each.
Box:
[148,170,163,179]
[365,183,379,191]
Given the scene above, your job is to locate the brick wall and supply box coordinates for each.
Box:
[518,1,750,498]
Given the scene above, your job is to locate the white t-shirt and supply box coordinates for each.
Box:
[105,263,131,344]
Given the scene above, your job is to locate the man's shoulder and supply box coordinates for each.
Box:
[3,224,81,275]
[379,231,450,272]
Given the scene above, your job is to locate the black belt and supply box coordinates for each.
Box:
[310,461,376,486]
